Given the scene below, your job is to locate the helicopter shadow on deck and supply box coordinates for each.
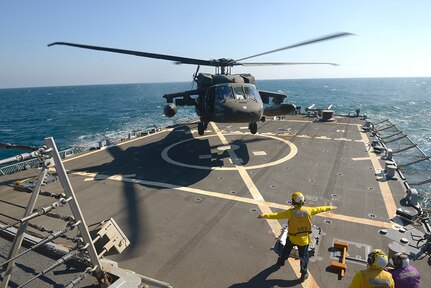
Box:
[186,138,252,167]
[228,264,301,288]
[205,136,270,167]
[70,125,259,257]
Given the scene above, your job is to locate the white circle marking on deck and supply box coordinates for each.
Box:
[161,133,297,171]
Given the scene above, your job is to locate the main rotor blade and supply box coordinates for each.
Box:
[240,62,339,66]
[235,32,354,62]
[48,42,214,66]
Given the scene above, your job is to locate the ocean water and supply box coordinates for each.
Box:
[1,78,430,159]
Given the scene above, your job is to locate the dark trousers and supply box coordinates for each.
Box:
[280,237,309,275]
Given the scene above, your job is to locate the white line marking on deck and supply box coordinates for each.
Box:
[334,137,352,141]
[351,157,371,161]
[253,151,267,156]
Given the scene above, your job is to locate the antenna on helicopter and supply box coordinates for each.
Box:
[192,65,200,88]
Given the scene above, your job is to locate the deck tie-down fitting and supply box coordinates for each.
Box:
[330,240,349,278]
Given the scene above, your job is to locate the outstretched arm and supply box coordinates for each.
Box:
[257,210,290,219]
[310,206,337,215]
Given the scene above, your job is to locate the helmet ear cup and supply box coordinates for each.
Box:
[392,252,409,268]
[367,249,388,268]
[392,252,402,268]
[367,253,374,266]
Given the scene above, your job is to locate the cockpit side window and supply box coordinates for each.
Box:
[233,86,246,100]
[215,85,234,101]
[244,85,261,101]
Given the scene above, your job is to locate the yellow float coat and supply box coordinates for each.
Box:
[261,206,332,246]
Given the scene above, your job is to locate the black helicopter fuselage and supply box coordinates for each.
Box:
[211,95,263,123]
[203,82,263,123]
[162,73,292,135]
[197,75,263,123]
[162,73,266,134]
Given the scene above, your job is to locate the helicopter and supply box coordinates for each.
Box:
[48,32,352,135]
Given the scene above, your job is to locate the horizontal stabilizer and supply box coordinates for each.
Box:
[258,90,287,104]
[263,103,297,117]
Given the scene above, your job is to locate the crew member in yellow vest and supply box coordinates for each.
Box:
[258,192,336,282]
[349,249,395,288]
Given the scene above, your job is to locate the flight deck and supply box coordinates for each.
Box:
[1,115,430,287]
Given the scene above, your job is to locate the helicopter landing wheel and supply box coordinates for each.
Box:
[198,122,205,136]
[203,121,208,130]
[249,122,258,134]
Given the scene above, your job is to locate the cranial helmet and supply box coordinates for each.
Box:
[292,192,305,206]
[367,249,388,269]
[392,252,409,269]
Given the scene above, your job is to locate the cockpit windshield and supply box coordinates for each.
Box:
[244,85,261,101]
[233,86,246,99]
[215,85,234,102]
[214,84,261,102]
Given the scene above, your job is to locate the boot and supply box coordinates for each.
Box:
[276,257,285,266]
[300,272,309,282]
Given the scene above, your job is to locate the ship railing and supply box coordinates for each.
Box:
[0,146,90,176]
[0,157,44,176]
[373,119,431,261]
[373,119,431,208]
[60,146,89,159]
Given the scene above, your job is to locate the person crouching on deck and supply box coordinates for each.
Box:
[349,249,395,288]
[257,192,337,282]
[387,252,420,288]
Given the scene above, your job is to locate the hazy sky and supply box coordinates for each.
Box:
[1,1,430,88]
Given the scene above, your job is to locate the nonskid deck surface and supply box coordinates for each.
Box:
[0,115,429,287]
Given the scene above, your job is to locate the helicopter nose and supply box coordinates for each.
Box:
[226,104,262,122]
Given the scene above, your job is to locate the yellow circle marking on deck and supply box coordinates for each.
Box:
[161,133,297,171]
